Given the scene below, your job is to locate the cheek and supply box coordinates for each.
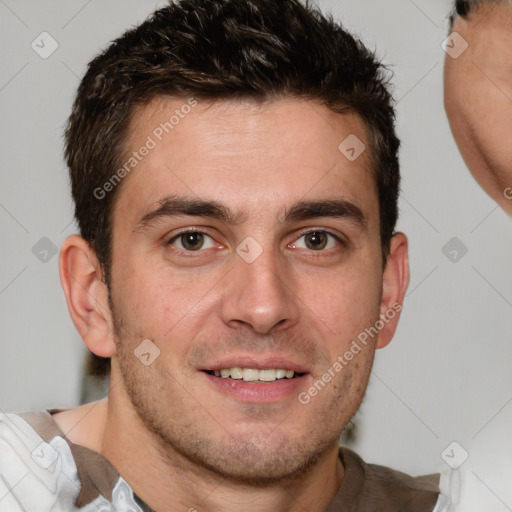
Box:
[296,259,382,339]
[474,92,512,169]
[445,66,512,191]
[111,262,226,368]
[114,254,215,319]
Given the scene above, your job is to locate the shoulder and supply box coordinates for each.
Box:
[0,410,147,512]
[337,447,442,512]
[51,399,108,453]
[0,411,81,511]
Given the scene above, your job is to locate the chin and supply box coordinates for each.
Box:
[137,407,337,485]
[169,431,332,486]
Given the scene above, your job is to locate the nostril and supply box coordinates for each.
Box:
[456,0,470,16]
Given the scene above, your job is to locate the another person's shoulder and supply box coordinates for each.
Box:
[0,411,79,510]
[0,411,141,512]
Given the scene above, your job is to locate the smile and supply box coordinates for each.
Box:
[204,368,303,382]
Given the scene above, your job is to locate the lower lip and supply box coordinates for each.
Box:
[202,372,308,403]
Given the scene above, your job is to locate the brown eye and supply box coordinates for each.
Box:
[169,231,215,252]
[304,231,328,250]
[290,230,340,251]
[181,232,204,250]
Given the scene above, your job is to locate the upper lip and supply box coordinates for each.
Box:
[200,356,309,374]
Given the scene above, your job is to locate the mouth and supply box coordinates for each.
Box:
[200,360,309,403]
[199,356,310,403]
[203,367,305,383]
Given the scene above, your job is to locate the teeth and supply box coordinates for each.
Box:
[243,368,259,381]
[230,367,243,380]
[275,369,286,379]
[211,368,296,382]
[259,369,276,382]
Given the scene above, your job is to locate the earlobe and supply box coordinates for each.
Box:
[376,232,410,349]
[59,235,116,358]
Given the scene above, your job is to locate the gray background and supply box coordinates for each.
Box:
[1,1,511,509]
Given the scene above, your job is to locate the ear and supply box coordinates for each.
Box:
[376,232,410,349]
[59,235,116,358]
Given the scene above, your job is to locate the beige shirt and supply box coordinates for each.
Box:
[0,411,442,511]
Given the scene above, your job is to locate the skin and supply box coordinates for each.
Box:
[56,98,409,512]
[444,2,512,215]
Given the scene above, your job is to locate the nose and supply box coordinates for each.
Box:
[220,245,300,334]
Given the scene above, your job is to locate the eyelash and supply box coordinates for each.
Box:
[166,228,346,254]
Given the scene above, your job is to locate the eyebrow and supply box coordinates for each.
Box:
[283,199,367,228]
[133,196,367,232]
[134,196,245,231]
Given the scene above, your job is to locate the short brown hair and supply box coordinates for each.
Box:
[65,0,401,291]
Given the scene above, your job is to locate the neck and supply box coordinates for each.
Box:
[100,376,344,512]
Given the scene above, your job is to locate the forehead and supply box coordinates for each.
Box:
[114,97,379,228]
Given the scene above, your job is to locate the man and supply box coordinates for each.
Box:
[0,0,448,510]
[444,0,512,215]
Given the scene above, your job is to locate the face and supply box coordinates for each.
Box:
[108,97,389,483]
[444,4,512,214]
